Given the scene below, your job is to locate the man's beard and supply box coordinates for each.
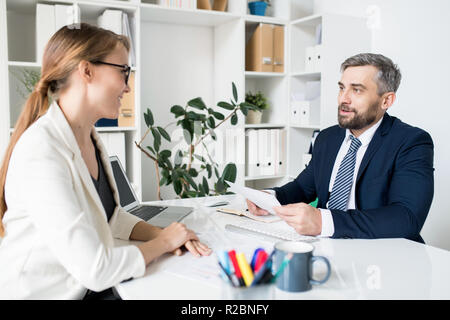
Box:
[337,101,379,130]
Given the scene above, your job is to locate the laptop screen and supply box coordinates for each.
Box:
[110,157,137,208]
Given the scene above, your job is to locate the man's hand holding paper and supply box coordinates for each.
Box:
[227,182,280,216]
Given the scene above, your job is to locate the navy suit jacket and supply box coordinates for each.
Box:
[273,113,434,243]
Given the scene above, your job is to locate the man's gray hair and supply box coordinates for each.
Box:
[341,53,402,95]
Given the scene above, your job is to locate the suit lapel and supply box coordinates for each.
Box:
[356,113,394,183]
[320,128,345,203]
[47,102,106,220]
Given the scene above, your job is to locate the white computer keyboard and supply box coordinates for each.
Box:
[225,219,317,242]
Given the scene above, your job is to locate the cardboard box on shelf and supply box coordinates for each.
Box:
[246,23,274,72]
[273,25,284,73]
[118,72,135,127]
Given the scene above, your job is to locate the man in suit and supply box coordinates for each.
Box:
[247,53,434,243]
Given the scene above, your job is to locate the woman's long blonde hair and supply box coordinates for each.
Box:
[0,23,130,237]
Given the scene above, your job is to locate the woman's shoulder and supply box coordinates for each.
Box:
[13,116,71,161]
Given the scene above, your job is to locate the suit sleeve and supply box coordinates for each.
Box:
[331,130,434,241]
[273,141,319,205]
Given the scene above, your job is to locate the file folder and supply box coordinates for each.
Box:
[275,129,286,175]
[298,101,311,126]
[119,72,135,127]
[36,4,55,64]
[273,25,284,73]
[305,46,315,72]
[55,4,79,32]
[246,23,273,72]
[268,129,277,175]
[98,132,126,169]
[291,102,301,125]
[95,118,117,127]
[97,9,123,35]
[245,129,260,177]
[226,131,239,165]
[314,44,323,72]
[258,129,269,175]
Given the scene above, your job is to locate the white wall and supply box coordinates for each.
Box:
[140,22,215,202]
[314,0,450,250]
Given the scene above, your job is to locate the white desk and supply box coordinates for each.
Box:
[115,195,450,300]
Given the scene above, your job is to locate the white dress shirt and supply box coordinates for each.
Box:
[319,117,383,237]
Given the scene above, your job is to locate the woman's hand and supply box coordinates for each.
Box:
[157,222,198,252]
[172,240,212,257]
[158,223,212,257]
[137,222,212,265]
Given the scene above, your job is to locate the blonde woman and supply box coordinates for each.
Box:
[0,23,211,299]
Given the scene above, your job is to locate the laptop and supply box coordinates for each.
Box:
[109,156,193,228]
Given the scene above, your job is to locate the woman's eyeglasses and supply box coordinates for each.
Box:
[91,61,131,85]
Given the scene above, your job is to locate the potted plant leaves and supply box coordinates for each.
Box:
[136,82,258,200]
[245,90,269,124]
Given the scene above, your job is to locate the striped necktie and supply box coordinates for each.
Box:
[328,135,362,211]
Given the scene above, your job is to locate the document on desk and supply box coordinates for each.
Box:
[163,253,223,288]
[216,208,281,223]
[227,182,281,215]
[162,230,230,288]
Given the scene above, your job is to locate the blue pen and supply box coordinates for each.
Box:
[250,249,275,286]
[219,251,231,274]
[217,251,230,281]
[250,248,264,270]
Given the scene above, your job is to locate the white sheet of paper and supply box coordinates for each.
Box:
[227,182,281,215]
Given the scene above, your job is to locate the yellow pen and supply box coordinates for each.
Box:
[236,253,254,287]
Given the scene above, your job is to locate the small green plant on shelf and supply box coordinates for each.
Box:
[136,82,258,200]
[245,91,269,111]
[245,90,269,124]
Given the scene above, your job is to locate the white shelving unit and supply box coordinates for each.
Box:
[2,0,143,198]
[0,0,371,201]
[286,12,371,180]
[244,123,285,129]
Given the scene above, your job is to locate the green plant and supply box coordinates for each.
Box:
[245,91,269,111]
[136,82,257,200]
[11,68,41,99]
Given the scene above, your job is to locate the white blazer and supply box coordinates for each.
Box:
[0,101,145,299]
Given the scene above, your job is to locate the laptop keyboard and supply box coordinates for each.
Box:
[130,205,168,221]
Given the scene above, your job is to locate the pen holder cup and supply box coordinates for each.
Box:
[221,283,274,300]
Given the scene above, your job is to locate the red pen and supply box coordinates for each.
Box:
[254,250,268,273]
[228,250,245,287]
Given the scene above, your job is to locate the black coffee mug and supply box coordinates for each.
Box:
[273,241,331,292]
